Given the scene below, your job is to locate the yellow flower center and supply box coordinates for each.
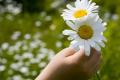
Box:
[73,10,87,18]
[77,25,93,40]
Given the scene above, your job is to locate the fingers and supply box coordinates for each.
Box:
[86,48,101,68]
[64,47,101,69]
[58,47,76,57]
[83,48,101,75]
[67,48,86,63]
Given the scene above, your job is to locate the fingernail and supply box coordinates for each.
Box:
[79,45,84,50]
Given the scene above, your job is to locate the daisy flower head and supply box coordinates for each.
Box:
[63,15,107,56]
[61,0,99,21]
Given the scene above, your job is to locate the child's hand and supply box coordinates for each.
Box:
[35,47,101,80]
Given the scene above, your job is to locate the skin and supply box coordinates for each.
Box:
[35,47,101,80]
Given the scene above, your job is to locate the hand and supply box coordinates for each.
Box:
[35,47,101,80]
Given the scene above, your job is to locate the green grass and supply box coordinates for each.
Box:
[0,0,120,79]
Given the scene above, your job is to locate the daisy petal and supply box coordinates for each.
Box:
[62,30,76,35]
[70,40,79,51]
[75,0,81,8]
[66,21,76,30]
[66,4,75,10]
[84,41,91,56]
[100,35,107,42]
[88,40,95,47]
[94,43,101,51]
[97,41,105,47]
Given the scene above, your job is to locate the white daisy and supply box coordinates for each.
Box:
[63,15,107,56]
[61,0,99,21]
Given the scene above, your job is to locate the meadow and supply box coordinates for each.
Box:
[0,0,120,80]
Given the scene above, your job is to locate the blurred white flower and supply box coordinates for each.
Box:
[56,41,62,48]
[10,63,20,70]
[40,12,46,17]
[20,66,29,74]
[51,0,63,8]
[104,12,111,21]
[12,75,22,80]
[50,24,56,31]
[30,41,38,49]
[31,71,37,76]
[15,41,23,48]
[30,58,40,64]
[6,4,22,15]
[35,21,42,27]
[8,46,15,54]
[0,32,55,79]
[14,54,21,60]
[11,31,21,40]
[22,45,29,51]
[112,14,119,20]
[45,16,52,21]
[47,50,55,60]
[40,48,49,53]
[33,32,41,39]
[1,42,9,50]
[0,65,6,71]
[39,62,47,68]
[22,52,33,59]
[37,53,47,59]
[24,34,31,40]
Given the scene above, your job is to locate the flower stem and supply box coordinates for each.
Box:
[96,72,100,80]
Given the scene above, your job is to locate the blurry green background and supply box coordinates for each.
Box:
[0,0,120,80]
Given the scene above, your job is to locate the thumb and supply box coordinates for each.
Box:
[58,47,76,57]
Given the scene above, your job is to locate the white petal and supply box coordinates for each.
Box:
[99,35,107,42]
[94,43,101,51]
[88,0,92,5]
[82,0,88,6]
[88,2,99,12]
[66,4,75,10]
[66,21,76,30]
[70,40,79,51]
[63,9,72,13]
[84,41,91,56]
[70,39,84,51]
[62,16,75,20]
[88,39,101,51]
[67,34,78,40]
[92,34,107,43]
[62,30,76,35]
[71,40,78,44]
[78,40,84,45]
[97,41,105,47]
[80,0,89,9]
[94,15,102,22]
[75,0,81,8]
[88,40,95,47]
